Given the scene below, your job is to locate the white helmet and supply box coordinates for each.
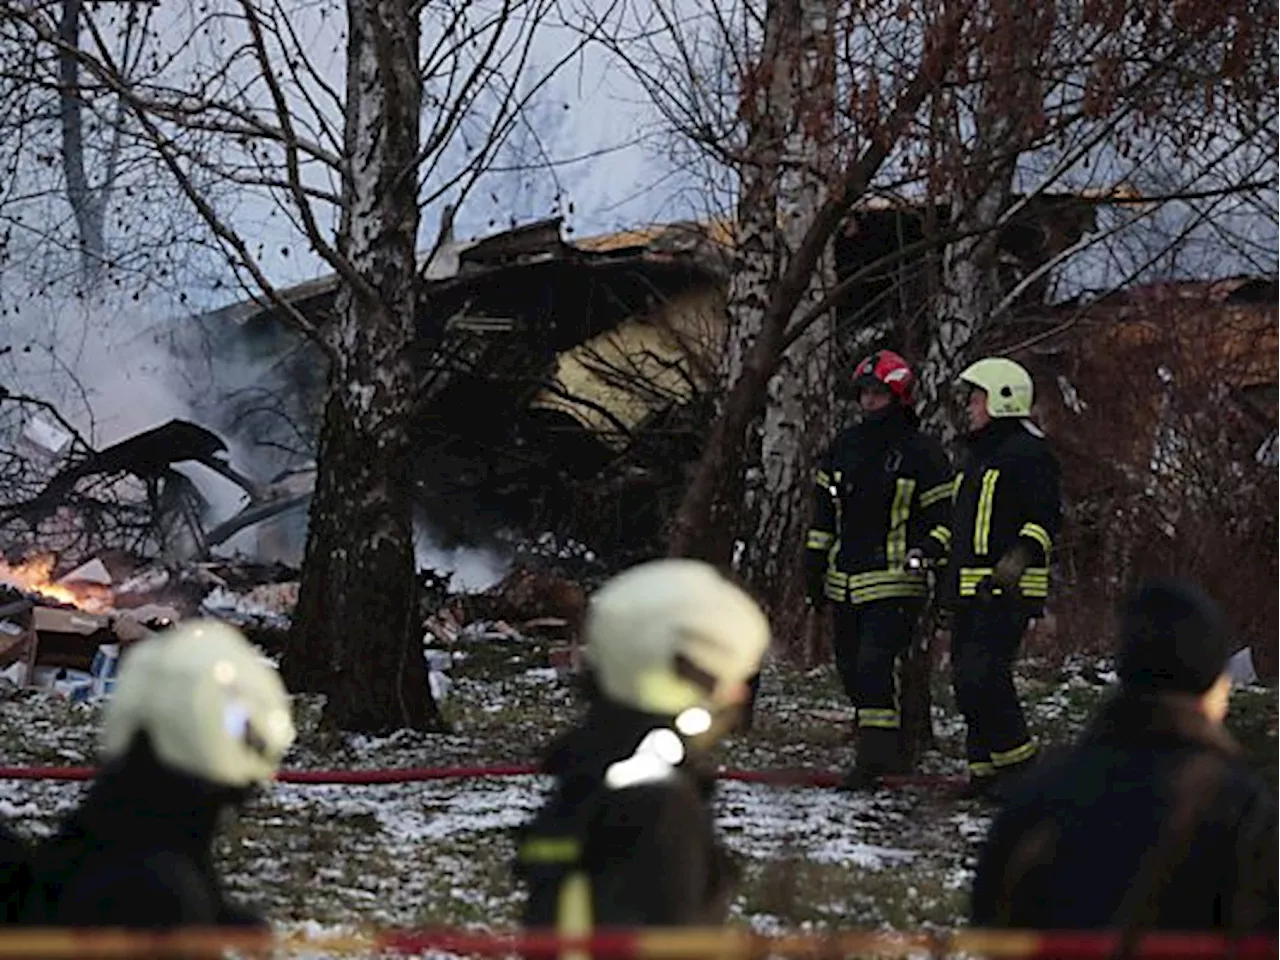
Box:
[583,559,770,717]
[101,619,296,788]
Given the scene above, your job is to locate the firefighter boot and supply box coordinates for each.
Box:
[839,727,901,791]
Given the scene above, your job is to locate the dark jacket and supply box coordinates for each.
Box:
[1,817,30,923]
[940,418,1061,613]
[515,701,738,928]
[971,691,1278,932]
[20,738,264,928]
[805,406,952,605]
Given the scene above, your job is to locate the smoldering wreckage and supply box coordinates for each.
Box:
[0,401,589,703]
[1,207,1275,707]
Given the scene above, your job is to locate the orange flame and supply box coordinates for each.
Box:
[0,555,113,612]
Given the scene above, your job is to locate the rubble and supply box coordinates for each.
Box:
[0,549,292,700]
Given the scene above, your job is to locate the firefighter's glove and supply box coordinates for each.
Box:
[991,543,1034,593]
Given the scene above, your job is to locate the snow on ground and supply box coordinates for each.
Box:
[0,638,1274,957]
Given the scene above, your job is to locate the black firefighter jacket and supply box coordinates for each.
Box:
[805,406,952,605]
[515,701,739,931]
[934,418,1061,614]
[971,691,1279,932]
[19,736,266,929]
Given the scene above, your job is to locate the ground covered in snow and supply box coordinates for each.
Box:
[0,632,1275,951]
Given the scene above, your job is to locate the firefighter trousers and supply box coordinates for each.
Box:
[832,599,922,771]
[950,602,1037,781]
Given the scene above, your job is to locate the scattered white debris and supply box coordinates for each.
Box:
[19,415,73,461]
[57,558,112,588]
[201,583,299,624]
[114,567,172,596]
[1227,647,1258,687]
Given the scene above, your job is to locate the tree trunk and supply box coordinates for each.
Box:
[689,0,792,571]
[918,3,1048,436]
[667,4,963,564]
[282,0,440,733]
[747,0,838,649]
[58,0,106,286]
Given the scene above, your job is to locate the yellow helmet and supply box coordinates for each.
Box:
[101,619,296,787]
[583,559,770,717]
[959,357,1034,418]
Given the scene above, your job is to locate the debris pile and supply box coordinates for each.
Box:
[0,549,593,705]
[0,551,292,701]
[0,555,180,700]
[424,566,587,685]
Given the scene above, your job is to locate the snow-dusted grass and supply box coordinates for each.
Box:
[0,635,1274,951]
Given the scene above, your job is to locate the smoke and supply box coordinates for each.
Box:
[413,512,509,592]
[0,291,258,529]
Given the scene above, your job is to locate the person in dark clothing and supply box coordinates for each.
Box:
[804,351,952,787]
[515,559,770,938]
[20,619,296,928]
[971,579,1278,934]
[926,357,1060,797]
[0,818,30,923]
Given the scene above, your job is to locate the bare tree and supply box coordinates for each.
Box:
[0,0,194,296]
[637,0,968,561]
[616,0,1274,575]
[2,0,587,731]
[913,0,1278,430]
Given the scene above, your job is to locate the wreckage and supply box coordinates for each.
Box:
[0,399,308,562]
[182,197,1105,562]
[0,198,1110,570]
[0,197,1110,579]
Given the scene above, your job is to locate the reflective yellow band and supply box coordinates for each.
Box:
[974,469,999,554]
[806,530,835,550]
[992,740,1038,768]
[815,469,832,488]
[858,708,901,730]
[828,569,926,589]
[824,587,927,603]
[929,525,951,547]
[951,473,964,501]
[919,481,954,508]
[556,870,593,960]
[1019,522,1052,556]
[521,837,581,864]
[968,761,996,777]
[823,573,927,604]
[958,566,1050,598]
[886,478,916,567]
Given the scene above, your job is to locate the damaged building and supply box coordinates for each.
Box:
[176,195,1109,564]
[1000,275,1279,669]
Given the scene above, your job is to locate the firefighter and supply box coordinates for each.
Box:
[971,579,1278,933]
[20,619,296,928]
[514,559,769,934]
[804,350,952,788]
[937,357,1060,799]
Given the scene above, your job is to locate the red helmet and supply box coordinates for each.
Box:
[853,350,915,404]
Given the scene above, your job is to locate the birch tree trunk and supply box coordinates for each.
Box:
[693,0,792,570]
[283,0,440,732]
[747,0,838,648]
[918,2,1049,437]
[666,3,964,562]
